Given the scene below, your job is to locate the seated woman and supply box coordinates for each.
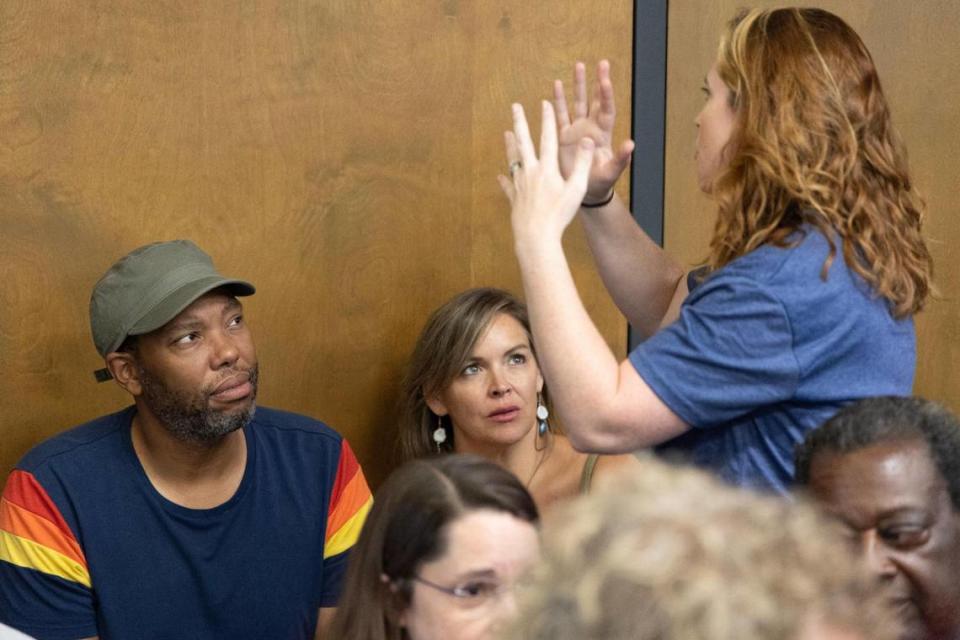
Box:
[327,454,539,640]
[397,287,637,512]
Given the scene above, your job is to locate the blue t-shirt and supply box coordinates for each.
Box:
[0,406,372,640]
[629,229,915,492]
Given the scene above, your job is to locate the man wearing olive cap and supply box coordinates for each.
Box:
[0,240,373,640]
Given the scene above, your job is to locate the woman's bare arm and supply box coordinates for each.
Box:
[552,61,685,338]
[500,101,689,453]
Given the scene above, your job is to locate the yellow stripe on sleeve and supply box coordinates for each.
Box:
[0,529,91,588]
[1,497,86,568]
[323,495,372,559]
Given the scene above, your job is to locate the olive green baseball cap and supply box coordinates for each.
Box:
[90,240,255,378]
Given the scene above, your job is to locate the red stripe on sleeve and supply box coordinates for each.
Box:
[2,470,77,544]
[327,440,360,512]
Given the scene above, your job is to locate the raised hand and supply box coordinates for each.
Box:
[498,101,595,245]
[554,60,635,203]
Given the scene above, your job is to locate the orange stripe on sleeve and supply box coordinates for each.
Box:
[324,441,372,556]
[0,498,86,568]
[3,470,77,543]
[326,471,372,539]
[0,470,90,588]
[324,495,372,559]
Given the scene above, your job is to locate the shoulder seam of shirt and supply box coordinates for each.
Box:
[688,272,804,393]
[748,239,818,384]
[20,417,128,474]
[758,278,802,390]
[720,226,830,289]
[252,409,343,444]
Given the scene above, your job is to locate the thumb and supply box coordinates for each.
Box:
[613,139,635,173]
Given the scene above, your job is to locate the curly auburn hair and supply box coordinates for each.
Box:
[708,7,931,318]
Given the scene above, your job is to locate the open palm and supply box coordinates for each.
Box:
[554,61,634,202]
[499,102,595,244]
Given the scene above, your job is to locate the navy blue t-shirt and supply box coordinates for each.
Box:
[0,406,372,640]
[630,229,914,492]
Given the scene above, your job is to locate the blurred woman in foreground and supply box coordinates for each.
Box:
[503,456,897,640]
[327,455,539,640]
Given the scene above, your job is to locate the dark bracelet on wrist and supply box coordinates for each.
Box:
[581,190,615,209]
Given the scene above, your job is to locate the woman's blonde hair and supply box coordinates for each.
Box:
[709,7,931,318]
[504,457,898,640]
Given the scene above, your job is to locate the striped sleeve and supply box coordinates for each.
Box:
[0,470,90,587]
[0,470,96,638]
[323,440,372,560]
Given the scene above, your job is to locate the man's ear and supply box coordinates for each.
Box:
[105,352,143,397]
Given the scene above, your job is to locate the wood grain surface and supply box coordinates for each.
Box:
[0,1,633,487]
[663,1,960,413]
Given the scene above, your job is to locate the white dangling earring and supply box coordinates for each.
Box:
[536,394,549,436]
[432,416,448,453]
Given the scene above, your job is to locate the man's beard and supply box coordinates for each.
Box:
[137,363,259,445]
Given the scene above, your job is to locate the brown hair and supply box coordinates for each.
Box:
[708,7,931,318]
[397,288,542,460]
[503,457,897,640]
[327,455,539,640]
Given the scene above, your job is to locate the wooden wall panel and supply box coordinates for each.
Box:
[467,3,634,348]
[0,1,633,487]
[664,1,960,412]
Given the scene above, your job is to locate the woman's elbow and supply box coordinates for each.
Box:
[566,421,634,455]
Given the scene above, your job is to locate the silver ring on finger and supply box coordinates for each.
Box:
[509,161,523,177]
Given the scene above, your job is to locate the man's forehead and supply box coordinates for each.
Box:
[810,440,947,516]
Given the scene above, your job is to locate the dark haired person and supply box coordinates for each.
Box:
[328,455,540,640]
[0,240,372,639]
[796,396,960,640]
[498,7,931,492]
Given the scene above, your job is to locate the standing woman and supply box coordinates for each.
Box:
[397,288,637,513]
[499,7,932,492]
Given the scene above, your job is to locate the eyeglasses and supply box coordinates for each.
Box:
[411,575,513,604]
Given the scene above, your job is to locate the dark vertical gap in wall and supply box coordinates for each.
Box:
[627,0,668,352]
